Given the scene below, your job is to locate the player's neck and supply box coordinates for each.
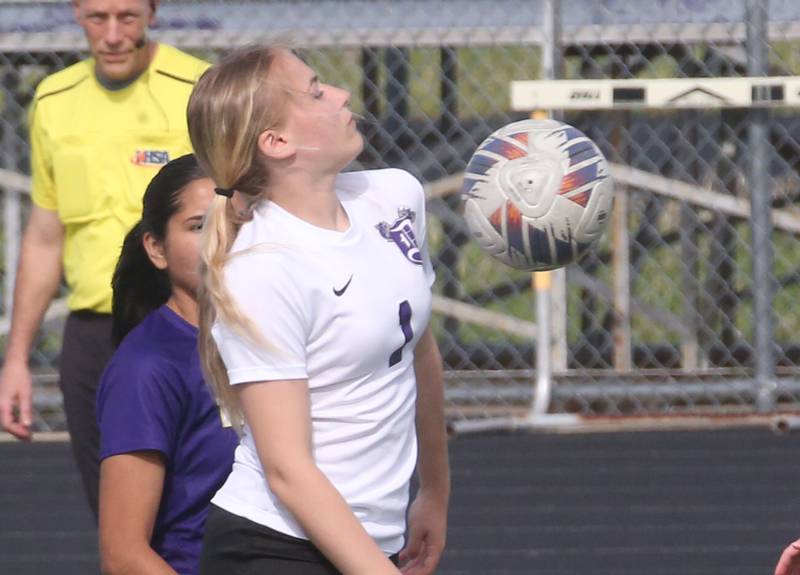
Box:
[268,171,348,232]
[165,292,199,328]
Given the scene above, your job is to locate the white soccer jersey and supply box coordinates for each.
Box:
[211,168,434,553]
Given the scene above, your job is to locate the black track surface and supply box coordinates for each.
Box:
[2,428,799,574]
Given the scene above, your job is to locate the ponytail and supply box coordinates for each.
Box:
[197,196,247,430]
[111,222,171,345]
[189,46,287,431]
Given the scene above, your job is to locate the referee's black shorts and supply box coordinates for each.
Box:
[59,310,115,519]
[200,505,401,575]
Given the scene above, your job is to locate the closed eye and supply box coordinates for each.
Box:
[186,216,204,231]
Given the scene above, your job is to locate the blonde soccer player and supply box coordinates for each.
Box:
[187,47,450,575]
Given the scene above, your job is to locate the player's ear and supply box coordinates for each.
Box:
[142,231,167,270]
[257,129,295,161]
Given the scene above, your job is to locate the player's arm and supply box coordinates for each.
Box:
[400,327,450,575]
[775,538,800,575]
[0,205,64,440]
[98,451,177,575]
[237,379,401,575]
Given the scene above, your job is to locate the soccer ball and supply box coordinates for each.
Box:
[461,119,613,271]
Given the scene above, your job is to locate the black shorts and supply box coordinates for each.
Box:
[200,505,400,575]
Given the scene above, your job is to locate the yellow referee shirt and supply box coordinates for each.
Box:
[29,44,209,313]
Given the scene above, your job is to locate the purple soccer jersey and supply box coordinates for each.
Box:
[97,305,237,575]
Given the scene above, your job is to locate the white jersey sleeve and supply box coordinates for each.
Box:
[212,252,309,385]
[410,174,436,288]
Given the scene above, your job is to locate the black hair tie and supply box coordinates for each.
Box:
[214,187,234,198]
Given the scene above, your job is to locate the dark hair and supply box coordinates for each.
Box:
[111,154,206,345]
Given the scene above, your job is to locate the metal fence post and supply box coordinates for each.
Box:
[544,0,568,374]
[1,66,20,317]
[746,0,777,411]
[530,0,563,416]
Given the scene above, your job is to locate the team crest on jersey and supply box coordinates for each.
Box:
[131,150,170,166]
[376,207,423,266]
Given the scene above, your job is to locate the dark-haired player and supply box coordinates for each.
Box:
[97,154,236,575]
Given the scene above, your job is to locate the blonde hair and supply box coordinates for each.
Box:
[188,46,287,431]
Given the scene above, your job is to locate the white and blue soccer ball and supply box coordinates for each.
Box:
[461,119,614,271]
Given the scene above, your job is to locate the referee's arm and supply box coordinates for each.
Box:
[0,205,64,439]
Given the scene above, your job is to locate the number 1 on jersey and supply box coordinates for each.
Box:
[389,300,413,367]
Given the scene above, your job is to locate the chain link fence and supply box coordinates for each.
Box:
[2,0,800,430]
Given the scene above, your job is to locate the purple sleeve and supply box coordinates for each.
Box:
[97,354,184,461]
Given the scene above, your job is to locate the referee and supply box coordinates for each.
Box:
[0,0,208,519]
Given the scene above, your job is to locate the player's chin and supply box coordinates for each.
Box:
[352,132,365,154]
[343,133,364,163]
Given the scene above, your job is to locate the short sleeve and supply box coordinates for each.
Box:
[408,173,436,287]
[96,356,184,460]
[213,253,309,385]
[28,97,57,211]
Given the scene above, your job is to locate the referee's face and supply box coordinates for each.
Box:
[73,0,157,82]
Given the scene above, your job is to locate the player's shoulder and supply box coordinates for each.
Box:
[116,308,195,365]
[225,241,299,284]
[103,336,173,394]
[337,168,424,203]
[226,214,309,293]
[99,330,192,419]
[103,322,192,406]
[152,44,210,85]
[338,167,421,188]
[33,60,92,104]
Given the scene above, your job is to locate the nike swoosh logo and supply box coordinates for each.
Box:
[333,275,353,297]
